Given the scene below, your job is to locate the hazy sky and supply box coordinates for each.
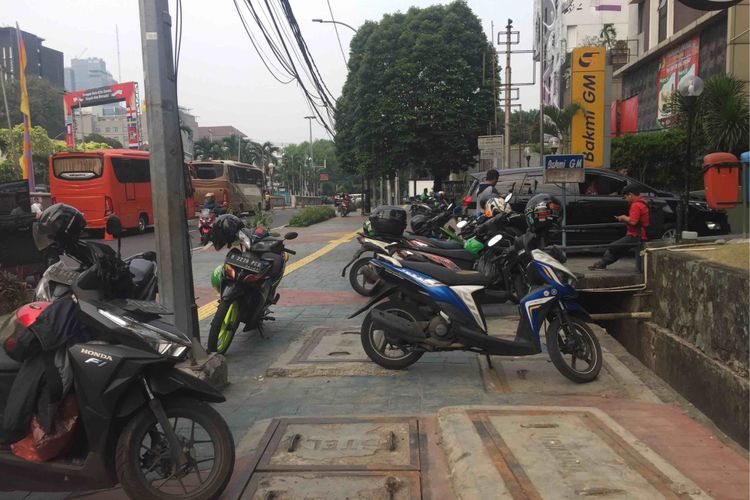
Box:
[6,0,539,144]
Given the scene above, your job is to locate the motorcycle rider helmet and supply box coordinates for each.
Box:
[211,264,223,291]
[484,196,511,218]
[410,214,429,235]
[33,203,87,251]
[209,214,244,250]
[524,193,562,232]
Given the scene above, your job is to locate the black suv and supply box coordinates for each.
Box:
[464,167,729,245]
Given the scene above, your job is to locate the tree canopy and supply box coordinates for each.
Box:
[0,77,65,138]
[335,1,497,185]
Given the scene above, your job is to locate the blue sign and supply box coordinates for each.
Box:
[543,154,585,170]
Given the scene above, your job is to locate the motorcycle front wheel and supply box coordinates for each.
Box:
[546,316,602,383]
[207,300,240,354]
[116,397,235,500]
[349,257,379,296]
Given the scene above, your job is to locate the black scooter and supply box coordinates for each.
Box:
[0,216,235,499]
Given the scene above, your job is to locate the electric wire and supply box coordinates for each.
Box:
[326,0,348,68]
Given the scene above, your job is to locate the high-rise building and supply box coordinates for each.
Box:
[64,57,117,92]
[0,27,64,88]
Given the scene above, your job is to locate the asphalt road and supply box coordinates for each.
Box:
[88,207,303,257]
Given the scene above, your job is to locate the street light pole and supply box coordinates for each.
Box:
[304,116,315,197]
[312,18,357,33]
[677,75,704,242]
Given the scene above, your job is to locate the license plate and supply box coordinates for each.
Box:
[226,251,263,273]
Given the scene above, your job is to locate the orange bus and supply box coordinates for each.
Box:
[50,149,195,233]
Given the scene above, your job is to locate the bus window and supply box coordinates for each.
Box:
[111,158,151,183]
[194,164,224,180]
[229,165,262,185]
[53,157,103,180]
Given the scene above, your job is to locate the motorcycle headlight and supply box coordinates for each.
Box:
[98,309,190,359]
[554,268,576,285]
[35,279,51,302]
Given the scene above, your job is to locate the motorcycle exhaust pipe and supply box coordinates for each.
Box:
[370,309,427,343]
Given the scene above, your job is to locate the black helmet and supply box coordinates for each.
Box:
[410,214,429,235]
[209,214,244,250]
[524,193,562,232]
[33,203,86,251]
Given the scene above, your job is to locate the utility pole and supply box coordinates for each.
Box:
[504,19,512,169]
[138,0,205,359]
[539,14,545,157]
[304,116,315,197]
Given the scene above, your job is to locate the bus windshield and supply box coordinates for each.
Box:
[53,157,103,180]
[229,165,262,185]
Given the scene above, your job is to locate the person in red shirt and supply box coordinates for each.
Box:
[589,184,649,270]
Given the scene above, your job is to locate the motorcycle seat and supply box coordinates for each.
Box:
[0,346,21,373]
[403,260,490,286]
[404,234,464,250]
[417,246,476,263]
[129,258,156,287]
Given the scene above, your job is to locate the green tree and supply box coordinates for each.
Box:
[0,77,65,138]
[84,133,123,149]
[697,74,749,155]
[335,1,496,187]
[542,103,581,153]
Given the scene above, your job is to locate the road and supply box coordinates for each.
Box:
[88,207,303,257]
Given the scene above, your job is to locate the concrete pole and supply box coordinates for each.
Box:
[386,174,392,205]
[138,0,204,356]
[304,116,315,197]
[539,13,545,156]
[504,19,512,169]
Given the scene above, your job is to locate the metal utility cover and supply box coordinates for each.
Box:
[469,409,705,499]
[290,330,369,364]
[242,471,421,500]
[257,418,420,471]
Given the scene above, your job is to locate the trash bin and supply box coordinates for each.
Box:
[702,152,739,210]
[741,151,749,204]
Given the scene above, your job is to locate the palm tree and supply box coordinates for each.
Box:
[542,103,582,153]
[194,137,223,160]
[599,24,617,49]
[699,75,749,155]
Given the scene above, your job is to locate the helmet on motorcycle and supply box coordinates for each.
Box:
[410,214,429,235]
[363,220,376,236]
[209,214,244,250]
[464,237,484,257]
[524,193,562,232]
[211,264,223,291]
[484,196,511,218]
[33,203,87,251]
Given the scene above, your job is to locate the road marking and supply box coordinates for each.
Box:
[196,229,359,320]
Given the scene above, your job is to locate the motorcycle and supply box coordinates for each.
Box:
[349,232,603,384]
[338,199,351,217]
[1,215,235,498]
[198,208,218,246]
[207,227,298,354]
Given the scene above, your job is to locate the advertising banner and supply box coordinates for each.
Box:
[656,37,699,128]
[570,47,606,167]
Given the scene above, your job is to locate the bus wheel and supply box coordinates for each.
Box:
[137,214,148,233]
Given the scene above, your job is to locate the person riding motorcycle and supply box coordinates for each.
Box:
[204,192,224,216]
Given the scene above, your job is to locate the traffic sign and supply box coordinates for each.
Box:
[478,135,503,150]
[543,154,585,183]
[319,173,330,181]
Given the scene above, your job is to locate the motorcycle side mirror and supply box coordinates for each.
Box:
[456,220,468,229]
[106,215,123,238]
[504,193,513,203]
[284,231,298,240]
[488,234,503,247]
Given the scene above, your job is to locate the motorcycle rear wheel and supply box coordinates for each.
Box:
[116,397,235,500]
[361,301,424,370]
[546,316,602,383]
[207,300,240,354]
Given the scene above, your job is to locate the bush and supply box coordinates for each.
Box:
[288,206,336,227]
[244,211,274,229]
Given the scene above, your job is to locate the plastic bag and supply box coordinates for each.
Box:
[11,395,79,463]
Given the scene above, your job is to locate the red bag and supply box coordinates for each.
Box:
[11,395,79,463]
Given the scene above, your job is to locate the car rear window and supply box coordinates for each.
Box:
[53,157,103,180]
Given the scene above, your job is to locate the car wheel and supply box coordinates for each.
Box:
[137,214,148,234]
[661,226,676,243]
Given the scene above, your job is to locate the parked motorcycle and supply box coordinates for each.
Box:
[349,233,602,383]
[207,215,297,354]
[198,208,217,246]
[1,211,235,498]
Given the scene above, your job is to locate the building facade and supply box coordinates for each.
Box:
[64,57,116,92]
[615,0,749,133]
[196,125,247,141]
[0,27,64,88]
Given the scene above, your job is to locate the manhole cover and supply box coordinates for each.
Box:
[242,471,421,499]
[466,408,705,499]
[257,418,420,471]
[291,330,368,364]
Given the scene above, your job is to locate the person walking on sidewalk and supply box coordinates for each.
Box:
[589,184,649,270]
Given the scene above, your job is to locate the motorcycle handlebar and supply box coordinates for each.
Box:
[285,249,297,255]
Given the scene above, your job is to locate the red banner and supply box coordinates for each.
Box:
[63,82,140,149]
[656,37,700,128]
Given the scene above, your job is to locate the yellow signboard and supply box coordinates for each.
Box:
[571,47,606,168]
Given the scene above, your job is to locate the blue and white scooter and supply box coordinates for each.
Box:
[349,234,602,383]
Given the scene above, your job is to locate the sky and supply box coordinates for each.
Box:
[5,0,539,145]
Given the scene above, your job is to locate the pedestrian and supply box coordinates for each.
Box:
[264,190,271,211]
[476,169,499,215]
[589,184,649,270]
[617,166,631,178]
[31,197,44,220]
[418,188,429,203]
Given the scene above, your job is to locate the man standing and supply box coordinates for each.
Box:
[589,184,649,270]
[476,169,499,215]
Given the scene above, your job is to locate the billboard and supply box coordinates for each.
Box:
[63,81,141,149]
[570,47,606,167]
[656,37,700,128]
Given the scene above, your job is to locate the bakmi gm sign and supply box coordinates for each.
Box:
[571,47,607,168]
